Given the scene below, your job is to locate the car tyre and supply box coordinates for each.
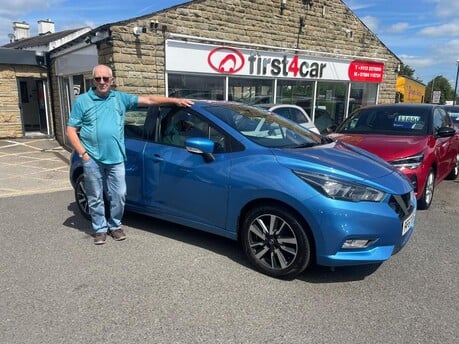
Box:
[446,153,459,180]
[241,205,311,279]
[75,174,91,220]
[418,169,435,210]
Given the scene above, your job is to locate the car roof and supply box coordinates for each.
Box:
[359,103,440,110]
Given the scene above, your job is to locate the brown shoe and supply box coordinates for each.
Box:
[110,229,126,241]
[94,232,107,245]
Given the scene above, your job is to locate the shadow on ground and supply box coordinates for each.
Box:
[64,201,382,283]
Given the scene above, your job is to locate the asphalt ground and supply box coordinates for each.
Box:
[0,138,72,199]
[0,138,457,343]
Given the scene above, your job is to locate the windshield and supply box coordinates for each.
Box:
[336,106,429,136]
[203,103,322,148]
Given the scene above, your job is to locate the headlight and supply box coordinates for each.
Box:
[390,153,424,169]
[293,171,386,202]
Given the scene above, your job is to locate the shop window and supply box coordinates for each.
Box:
[168,74,225,100]
[277,79,314,114]
[349,82,378,113]
[228,77,273,104]
[315,81,348,131]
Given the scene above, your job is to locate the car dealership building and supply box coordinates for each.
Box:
[1,0,401,145]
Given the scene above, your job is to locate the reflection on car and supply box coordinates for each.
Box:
[328,103,459,210]
[70,101,416,279]
[314,108,334,134]
[256,104,320,134]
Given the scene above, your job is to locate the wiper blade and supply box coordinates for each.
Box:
[321,136,334,144]
[293,143,318,148]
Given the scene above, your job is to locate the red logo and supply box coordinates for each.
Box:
[207,47,245,74]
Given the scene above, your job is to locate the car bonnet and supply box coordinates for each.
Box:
[272,140,404,183]
[328,133,429,162]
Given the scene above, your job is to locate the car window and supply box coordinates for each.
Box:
[124,107,161,142]
[433,108,451,130]
[158,108,228,153]
[125,107,150,140]
[444,107,459,124]
[203,103,321,148]
[273,107,307,124]
[337,107,429,135]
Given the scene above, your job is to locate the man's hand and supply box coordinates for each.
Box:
[174,98,194,107]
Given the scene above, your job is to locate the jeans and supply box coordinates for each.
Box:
[83,158,126,233]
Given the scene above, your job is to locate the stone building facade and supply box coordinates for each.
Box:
[0,25,91,139]
[0,60,50,138]
[48,0,401,145]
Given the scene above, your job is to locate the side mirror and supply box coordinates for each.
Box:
[185,137,216,163]
[436,126,455,138]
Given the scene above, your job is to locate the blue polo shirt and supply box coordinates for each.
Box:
[68,88,138,164]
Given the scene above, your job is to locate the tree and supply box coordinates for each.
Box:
[425,76,454,104]
[398,64,415,78]
[398,64,423,83]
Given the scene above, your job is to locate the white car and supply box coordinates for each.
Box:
[257,104,320,134]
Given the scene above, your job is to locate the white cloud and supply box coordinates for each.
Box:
[386,22,409,34]
[434,0,459,17]
[419,21,459,37]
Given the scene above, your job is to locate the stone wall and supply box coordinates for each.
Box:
[0,66,21,137]
[0,65,49,138]
[105,0,400,103]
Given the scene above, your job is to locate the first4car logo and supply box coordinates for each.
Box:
[207,46,384,82]
[207,47,245,73]
[207,47,327,78]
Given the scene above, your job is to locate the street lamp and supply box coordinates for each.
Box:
[454,59,459,105]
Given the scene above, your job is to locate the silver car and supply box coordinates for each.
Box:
[257,104,320,134]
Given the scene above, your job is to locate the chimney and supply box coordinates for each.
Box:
[38,19,55,35]
[13,21,30,40]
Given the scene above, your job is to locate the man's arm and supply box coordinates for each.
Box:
[137,95,194,107]
[66,126,90,160]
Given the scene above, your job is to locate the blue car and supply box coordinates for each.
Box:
[70,100,416,279]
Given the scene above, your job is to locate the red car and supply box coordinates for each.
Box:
[328,103,459,209]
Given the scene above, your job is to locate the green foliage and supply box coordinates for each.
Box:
[426,76,454,104]
[399,64,415,78]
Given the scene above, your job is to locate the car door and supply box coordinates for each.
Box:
[140,108,232,231]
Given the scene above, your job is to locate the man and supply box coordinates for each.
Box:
[66,64,193,245]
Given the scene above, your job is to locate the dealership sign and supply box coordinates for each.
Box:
[166,40,384,82]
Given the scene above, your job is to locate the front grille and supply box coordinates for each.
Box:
[388,192,414,220]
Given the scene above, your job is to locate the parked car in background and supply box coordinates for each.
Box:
[328,103,459,210]
[256,104,320,134]
[70,101,416,279]
[443,105,459,130]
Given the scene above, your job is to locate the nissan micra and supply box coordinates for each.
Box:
[70,100,416,279]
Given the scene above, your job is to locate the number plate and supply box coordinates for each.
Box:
[402,211,415,236]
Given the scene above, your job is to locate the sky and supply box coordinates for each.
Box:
[1,0,459,87]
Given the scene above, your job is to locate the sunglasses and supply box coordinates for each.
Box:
[94,77,111,83]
